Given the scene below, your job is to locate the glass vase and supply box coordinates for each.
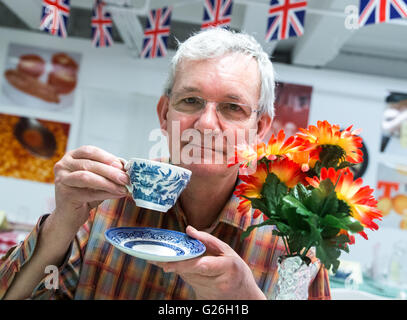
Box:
[272,255,319,300]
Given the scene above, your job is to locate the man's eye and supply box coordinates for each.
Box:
[183,97,199,104]
[227,104,244,112]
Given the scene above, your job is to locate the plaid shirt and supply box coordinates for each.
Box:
[0,184,331,300]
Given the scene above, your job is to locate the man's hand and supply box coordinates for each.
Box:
[151,226,266,300]
[53,145,129,235]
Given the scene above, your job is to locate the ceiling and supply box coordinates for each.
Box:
[1,0,406,80]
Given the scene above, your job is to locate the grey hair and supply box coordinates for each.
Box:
[164,28,275,119]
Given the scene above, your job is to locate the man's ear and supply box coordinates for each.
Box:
[157,95,169,132]
[256,113,272,141]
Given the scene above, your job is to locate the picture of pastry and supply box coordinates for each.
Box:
[17,54,45,78]
[47,52,78,94]
[4,69,60,104]
[1,43,81,111]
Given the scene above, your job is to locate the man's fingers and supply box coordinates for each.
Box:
[152,255,230,277]
[70,145,123,169]
[66,157,130,186]
[186,226,228,256]
[58,184,126,203]
[61,170,128,195]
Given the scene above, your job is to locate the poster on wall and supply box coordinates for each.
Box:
[380,92,407,157]
[1,43,81,112]
[268,82,312,140]
[0,112,70,183]
[376,162,407,230]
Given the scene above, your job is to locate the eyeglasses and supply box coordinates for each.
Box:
[168,94,260,124]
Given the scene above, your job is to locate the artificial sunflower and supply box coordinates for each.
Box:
[295,120,363,165]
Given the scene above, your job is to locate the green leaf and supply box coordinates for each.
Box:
[240,219,274,240]
[262,173,288,214]
[289,183,312,202]
[316,239,342,273]
[275,221,291,234]
[321,215,363,233]
[242,196,270,216]
[282,195,315,217]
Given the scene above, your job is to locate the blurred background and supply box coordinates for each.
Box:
[0,0,406,299]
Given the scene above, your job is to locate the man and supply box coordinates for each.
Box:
[0,28,330,300]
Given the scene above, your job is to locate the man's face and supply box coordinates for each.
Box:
[158,53,271,177]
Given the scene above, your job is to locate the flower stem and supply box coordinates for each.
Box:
[282,236,290,256]
[301,241,314,261]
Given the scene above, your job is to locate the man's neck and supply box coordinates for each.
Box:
[179,169,239,230]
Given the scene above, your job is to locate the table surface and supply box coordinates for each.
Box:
[330,275,407,299]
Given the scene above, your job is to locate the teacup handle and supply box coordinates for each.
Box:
[118,157,133,195]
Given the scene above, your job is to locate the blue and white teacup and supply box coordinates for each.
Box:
[119,158,192,212]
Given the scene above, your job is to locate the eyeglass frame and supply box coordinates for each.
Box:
[166,91,261,124]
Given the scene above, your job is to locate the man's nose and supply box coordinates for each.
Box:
[194,101,221,131]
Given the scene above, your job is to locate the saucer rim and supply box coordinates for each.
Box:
[104,226,206,262]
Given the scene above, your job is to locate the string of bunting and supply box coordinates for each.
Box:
[39,0,407,58]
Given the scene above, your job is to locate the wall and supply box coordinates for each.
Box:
[0,26,406,269]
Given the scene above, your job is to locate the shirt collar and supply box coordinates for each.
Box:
[171,178,253,233]
[160,157,254,232]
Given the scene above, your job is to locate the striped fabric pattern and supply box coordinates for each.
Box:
[0,186,331,300]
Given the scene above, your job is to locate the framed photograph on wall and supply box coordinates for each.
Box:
[1,43,81,113]
[0,112,70,184]
[267,82,312,140]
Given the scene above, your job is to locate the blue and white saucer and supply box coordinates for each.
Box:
[105,227,206,262]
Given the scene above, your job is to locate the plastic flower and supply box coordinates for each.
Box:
[228,130,302,168]
[261,130,302,160]
[286,149,318,172]
[235,158,307,216]
[228,143,265,168]
[234,162,268,215]
[268,157,307,188]
[296,120,363,164]
[306,167,382,239]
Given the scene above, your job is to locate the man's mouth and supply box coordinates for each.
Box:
[184,143,226,154]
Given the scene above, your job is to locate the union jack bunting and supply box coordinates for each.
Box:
[201,0,234,29]
[91,0,114,47]
[40,0,70,38]
[140,6,172,59]
[359,0,407,26]
[265,0,307,42]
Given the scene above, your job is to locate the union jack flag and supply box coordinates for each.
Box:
[359,0,407,26]
[265,0,307,42]
[91,0,114,47]
[201,0,234,29]
[40,0,70,38]
[140,7,172,59]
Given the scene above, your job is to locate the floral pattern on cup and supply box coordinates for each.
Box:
[121,158,191,212]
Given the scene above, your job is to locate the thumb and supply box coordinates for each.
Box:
[186,225,228,256]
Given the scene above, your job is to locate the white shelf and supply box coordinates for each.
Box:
[0,103,74,124]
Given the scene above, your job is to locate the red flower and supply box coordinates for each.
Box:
[296,120,363,164]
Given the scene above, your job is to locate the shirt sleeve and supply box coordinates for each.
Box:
[0,212,93,300]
